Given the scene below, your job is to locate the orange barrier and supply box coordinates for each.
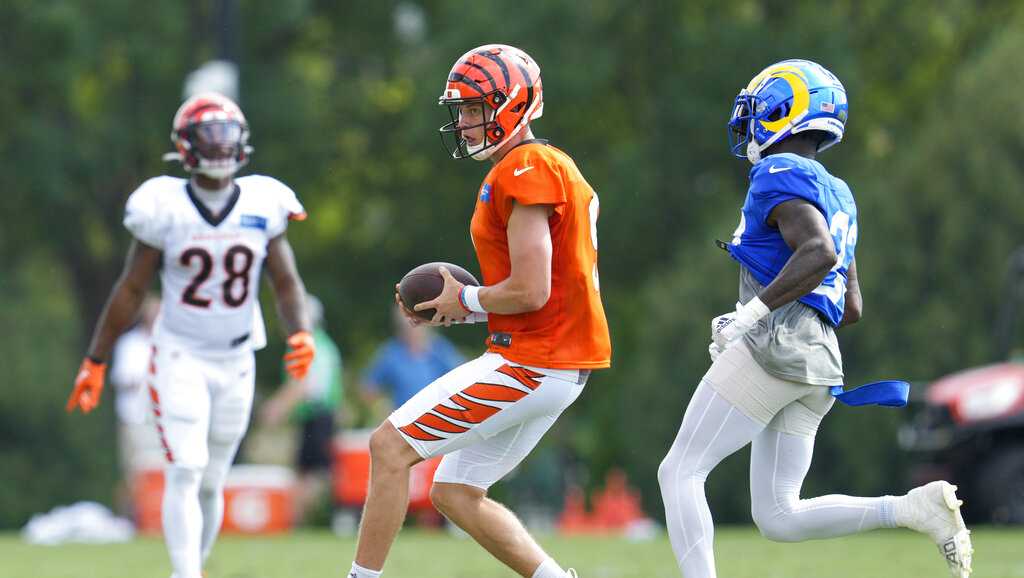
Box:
[332,429,441,511]
[133,468,165,534]
[220,465,294,534]
[332,430,372,507]
[131,430,443,535]
[133,465,295,535]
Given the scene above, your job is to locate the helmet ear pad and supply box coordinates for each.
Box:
[481,87,539,147]
[484,92,507,143]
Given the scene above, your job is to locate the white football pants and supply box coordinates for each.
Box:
[658,343,896,578]
[147,343,254,578]
[389,352,587,490]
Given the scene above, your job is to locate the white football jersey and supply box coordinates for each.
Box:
[123,175,306,356]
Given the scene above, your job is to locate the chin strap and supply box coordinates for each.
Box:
[746,140,762,164]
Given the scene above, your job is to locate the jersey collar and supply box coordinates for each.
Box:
[509,138,549,152]
[185,182,241,227]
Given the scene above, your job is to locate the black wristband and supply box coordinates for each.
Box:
[87,355,105,365]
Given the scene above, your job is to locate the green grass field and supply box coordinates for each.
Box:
[1,527,1020,578]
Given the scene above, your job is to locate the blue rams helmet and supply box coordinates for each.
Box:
[728,59,848,164]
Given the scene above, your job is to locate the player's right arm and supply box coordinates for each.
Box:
[67,240,161,413]
[711,198,837,352]
[759,198,839,310]
[476,201,553,314]
[412,201,553,323]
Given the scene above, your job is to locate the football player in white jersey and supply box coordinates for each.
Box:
[66,93,316,578]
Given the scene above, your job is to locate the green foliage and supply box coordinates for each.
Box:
[4,0,1024,529]
[0,254,117,527]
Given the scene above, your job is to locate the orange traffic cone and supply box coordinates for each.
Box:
[557,484,592,535]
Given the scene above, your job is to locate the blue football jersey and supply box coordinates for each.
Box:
[726,153,857,327]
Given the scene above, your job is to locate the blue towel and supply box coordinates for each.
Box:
[830,380,910,407]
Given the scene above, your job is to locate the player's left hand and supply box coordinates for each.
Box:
[414,266,469,327]
[711,296,770,351]
[66,357,107,414]
[284,331,316,381]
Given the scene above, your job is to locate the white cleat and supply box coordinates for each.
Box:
[897,481,973,577]
[566,570,578,578]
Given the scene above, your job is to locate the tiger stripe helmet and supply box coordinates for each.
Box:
[438,44,543,160]
[728,59,848,164]
[165,92,252,178]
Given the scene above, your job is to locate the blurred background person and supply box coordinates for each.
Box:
[359,304,465,419]
[109,295,162,517]
[260,294,343,525]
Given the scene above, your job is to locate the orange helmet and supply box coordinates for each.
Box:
[438,44,543,160]
[165,92,251,178]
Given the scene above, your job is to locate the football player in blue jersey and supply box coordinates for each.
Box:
[657,60,972,578]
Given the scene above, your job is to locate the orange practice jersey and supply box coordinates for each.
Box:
[470,142,611,369]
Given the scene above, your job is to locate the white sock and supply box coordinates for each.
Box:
[892,491,918,529]
[349,562,383,578]
[531,557,566,578]
[163,466,204,578]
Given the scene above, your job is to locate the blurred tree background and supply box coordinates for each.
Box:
[2,0,1024,528]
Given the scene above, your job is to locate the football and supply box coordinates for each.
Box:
[398,262,480,320]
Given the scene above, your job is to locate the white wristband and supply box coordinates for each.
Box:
[459,285,487,314]
[741,296,770,323]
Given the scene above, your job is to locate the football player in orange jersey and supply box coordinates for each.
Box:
[346,45,610,578]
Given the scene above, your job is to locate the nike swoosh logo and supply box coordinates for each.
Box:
[768,166,792,174]
[513,166,535,176]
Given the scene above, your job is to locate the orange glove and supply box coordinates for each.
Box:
[284,331,316,381]
[67,357,107,414]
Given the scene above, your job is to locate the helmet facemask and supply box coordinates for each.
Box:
[180,120,251,178]
[439,90,509,161]
[728,90,761,161]
[728,88,800,164]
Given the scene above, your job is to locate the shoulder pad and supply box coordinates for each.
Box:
[123,176,184,248]
[239,175,306,236]
[749,154,819,197]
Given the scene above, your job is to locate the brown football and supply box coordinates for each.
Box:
[398,262,481,320]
